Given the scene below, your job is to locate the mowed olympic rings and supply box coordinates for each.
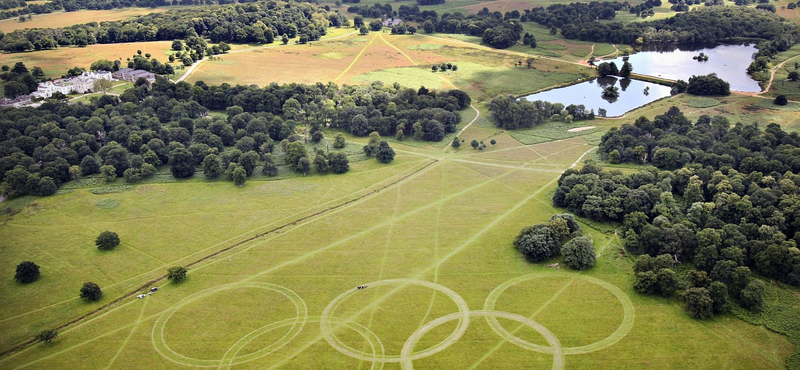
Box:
[320,279,471,363]
[152,275,633,369]
[483,273,635,355]
[152,282,308,367]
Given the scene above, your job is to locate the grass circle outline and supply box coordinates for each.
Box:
[483,273,634,355]
[400,310,564,370]
[152,282,307,367]
[320,279,470,363]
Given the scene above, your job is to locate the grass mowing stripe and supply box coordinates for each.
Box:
[466,278,576,370]
[333,33,378,83]
[266,146,596,369]
[103,298,149,370]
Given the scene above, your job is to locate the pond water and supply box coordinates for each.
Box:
[521,77,672,117]
[604,43,761,92]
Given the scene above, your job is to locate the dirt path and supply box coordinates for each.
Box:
[759,54,800,95]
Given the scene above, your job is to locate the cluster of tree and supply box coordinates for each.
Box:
[347,3,392,19]
[513,214,596,269]
[539,7,799,49]
[0,79,464,197]
[1,62,44,98]
[522,1,624,29]
[597,106,800,174]
[596,59,633,78]
[632,254,765,318]
[431,63,457,72]
[629,0,662,18]
[489,95,594,129]
[0,1,347,52]
[554,109,800,290]
[190,82,469,140]
[685,74,730,96]
[389,23,416,35]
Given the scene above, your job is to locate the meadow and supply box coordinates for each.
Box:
[1,4,800,370]
[0,133,792,370]
[0,8,169,33]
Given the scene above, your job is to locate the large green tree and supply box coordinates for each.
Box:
[95,231,120,250]
[562,236,596,270]
[14,261,40,283]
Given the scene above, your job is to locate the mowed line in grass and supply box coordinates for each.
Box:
[0,157,436,357]
[0,158,430,327]
[1,139,588,368]
[262,145,597,370]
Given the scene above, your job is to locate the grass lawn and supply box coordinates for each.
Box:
[0,134,792,370]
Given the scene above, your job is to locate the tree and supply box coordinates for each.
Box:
[232,165,247,185]
[375,141,395,163]
[202,154,223,179]
[172,40,183,51]
[619,61,633,77]
[739,280,765,311]
[329,152,350,174]
[80,282,103,301]
[452,137,461,148]
[169,147,195,178]
[296,157,310,175]
[369,20,382,31]
[93,79,112,94]
[514,224,559,262]
[96,231,120,250]
[709,281,729,314]
[789,71,799,81]
[284,141,307,167]
[471,139,479,148]
[14,261,40,283]
[167,266,187,282]
[363,131,381,157]
[35,329,58,344]
[359,26,369,35]
[562,236,596,270]
[774,95,788,106]
[333,134,346,148]
[684,287,714,319]
[262,154,278,176]
[282,34,289,45]
[313,151,329,173]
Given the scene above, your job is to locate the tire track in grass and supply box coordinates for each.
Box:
[466,278,576,370]
[0,159,438,360]
[103,297,149,370]
[267,146,597,369]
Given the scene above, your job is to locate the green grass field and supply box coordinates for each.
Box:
[1,3,800,369]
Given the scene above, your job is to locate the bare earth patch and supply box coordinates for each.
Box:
[567,126,596,132]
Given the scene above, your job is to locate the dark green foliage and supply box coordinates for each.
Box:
[262,154,278,177]
[363,132,381,157]
[739,280,766,311]
[489,95,592,129]
[333,134,346,149]
[95,231,120,251]
[774,95,788,106]
[284,142,308,167]
[14,261,40,283]
[329,152,350,174]
[686,74,730,96]
[375,141,395,163]
[202,154,223,179]
[80,282,102,302]
[167,266,187,282]
[633,255,677,296]
[35,329,57,344]
[451,137,461,148]
[709,281,729,314]
[562,236,596,270]
[684,287,714,319]
[514,214,583,263]
[169,147,195,178]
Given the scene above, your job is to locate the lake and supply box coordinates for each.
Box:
[604,43,761,92]
[521,77,672,117]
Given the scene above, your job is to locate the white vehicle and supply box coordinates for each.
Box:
[137,294,146,299]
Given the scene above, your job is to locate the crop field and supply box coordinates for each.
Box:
[0,8,169,33]
[0,132,792,370]
[0,41,174,78]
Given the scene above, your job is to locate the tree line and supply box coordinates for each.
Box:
[0,1,348,52]
[0,0,213,20]
[0,79,467,197]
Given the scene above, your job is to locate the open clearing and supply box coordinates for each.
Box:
[0,8,169,33]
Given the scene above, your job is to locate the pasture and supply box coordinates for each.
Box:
[0,8,169,33]
[0,133,793,370]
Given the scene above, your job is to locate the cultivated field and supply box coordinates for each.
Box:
[0,8,169,33]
